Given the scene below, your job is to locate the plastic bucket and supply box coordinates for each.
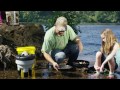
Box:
[16,46,36,55]
[16,46,36,78]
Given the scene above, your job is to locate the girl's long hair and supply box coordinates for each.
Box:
[100,28,117,55]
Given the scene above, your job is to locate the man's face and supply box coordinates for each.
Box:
[55,25,66,36]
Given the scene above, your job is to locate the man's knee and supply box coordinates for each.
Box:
[55,52,66,59]
[55,52,66,63]
[70,44,79,54]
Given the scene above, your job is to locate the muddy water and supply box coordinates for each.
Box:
[0,68,89,79]
[0,60,115,79]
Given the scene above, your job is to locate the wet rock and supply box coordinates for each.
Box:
[0,23,45,60]
[0,23,45,70]
[0,45,16,70]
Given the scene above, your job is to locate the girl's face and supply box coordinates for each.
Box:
[101,34,106,42]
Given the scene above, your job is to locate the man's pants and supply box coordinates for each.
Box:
[50,41,79,66]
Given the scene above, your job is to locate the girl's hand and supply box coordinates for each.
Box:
[100,64,104,72]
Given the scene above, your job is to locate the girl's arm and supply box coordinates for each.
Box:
[102,42,120,65]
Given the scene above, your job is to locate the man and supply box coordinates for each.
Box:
[41,16,83,71]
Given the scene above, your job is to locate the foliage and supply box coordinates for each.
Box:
[19,11,120,33]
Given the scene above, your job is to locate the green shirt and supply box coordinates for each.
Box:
[115,48,120,67]
[41,25,77,53]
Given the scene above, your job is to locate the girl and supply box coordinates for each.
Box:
[94,28,120,79]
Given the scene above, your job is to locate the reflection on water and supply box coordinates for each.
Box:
[0,60,91,79]
[0,60,118,79]
[41,69,49,79]
[0,60,96,79]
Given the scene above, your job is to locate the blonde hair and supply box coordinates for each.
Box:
[55,16,68,26]
[101,28,117,55]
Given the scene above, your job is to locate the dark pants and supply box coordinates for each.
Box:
[101,54,118,70]
[51,41,79,66]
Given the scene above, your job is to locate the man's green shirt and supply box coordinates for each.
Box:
[41,25,77,53]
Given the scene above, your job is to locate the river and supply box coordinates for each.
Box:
[77,25,120,66]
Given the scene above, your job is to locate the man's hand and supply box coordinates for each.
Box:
[52,62,59,71]
[43,52,59,71]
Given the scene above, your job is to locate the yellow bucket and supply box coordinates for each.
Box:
[16,46,36,78]
[16,46,36,55]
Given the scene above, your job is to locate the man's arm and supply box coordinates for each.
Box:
[43,51,55,65]
[41,30,59,71]
[42,51,59,71]
[67,25,83,52]
[74,36,83,53]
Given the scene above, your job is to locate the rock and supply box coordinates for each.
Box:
[0,23,45,61]
[0,45,16,70]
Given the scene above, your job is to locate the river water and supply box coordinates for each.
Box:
[77,25,120,66]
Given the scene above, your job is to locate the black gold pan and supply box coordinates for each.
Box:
[72,60,89,68]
